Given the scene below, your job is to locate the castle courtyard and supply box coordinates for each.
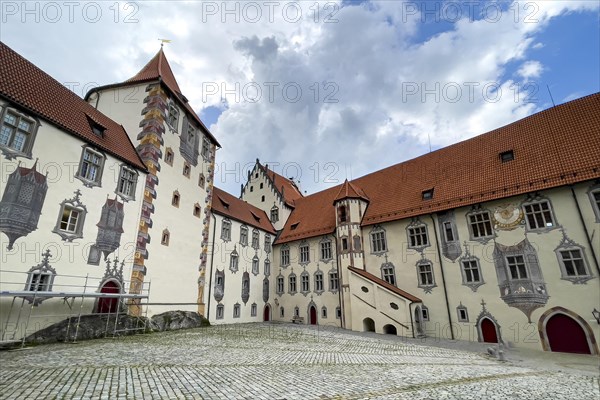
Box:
[0,323,598,399]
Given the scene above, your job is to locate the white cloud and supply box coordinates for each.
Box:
[517,61,544,80]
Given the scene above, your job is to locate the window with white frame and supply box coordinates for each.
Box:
[240,225,248,246]
[167,101,179,130]
[300,243,310,264]
[270,206,279,222]
[314,271,324,292]
[216,304,224,319]
[381,263,396,286]
[281,245,290,266]
[251,303,257,317]
[252,229,260,249]
[420,305,430,321]
[320,240,332,261]
[329,270,339,291]
[457,305,469,322]
[233,303,240,318]
[264,258,270,276]
[288,274,297,294]
[417,262,435,288]
[276,275,284,294]
[27,270,53,292]
[77,147,104,186]
[506,255,528,280]
[301,272,310,293]
[116,165,138,200]
[0,108,37,157]
[558,249,590,279]
[221,219,232,241]
[370,226,387,253]
[264,234,272,253]
[523,200,555,230]
[407,223,429,248]
[252,256,259,275]
[53,191,87,241]
[467,210,493,239]
[59,206,82,233]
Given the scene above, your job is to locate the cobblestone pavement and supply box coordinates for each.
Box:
[0,323,598,399]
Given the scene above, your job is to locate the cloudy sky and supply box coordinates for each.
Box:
[2,0,598,196]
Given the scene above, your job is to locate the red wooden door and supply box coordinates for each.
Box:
[546,314,591,354]
[97,281,120,314]
[309,306,317,325]
[263,305,270,322]
[481,318,498,343]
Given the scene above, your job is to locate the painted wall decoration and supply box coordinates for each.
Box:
[214,269,225,302]
[492,203,524,230]
[241,271,250,304]
[88,196,125,265]
[0,160,48,250]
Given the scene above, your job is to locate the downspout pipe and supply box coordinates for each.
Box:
[570,185,600,275]
[334,235,346,329]
[206,212,217,320]
[430,214,455,340]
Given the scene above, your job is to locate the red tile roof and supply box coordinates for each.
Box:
[212,187,276,234]
[0,42,146,171]
[349,266,421,302]
[333,179,369,203]
[277,93,600,244]
[89,48,220,147]
[260,163,304,207]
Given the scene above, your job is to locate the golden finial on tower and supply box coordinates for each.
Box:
[158,38,172,47]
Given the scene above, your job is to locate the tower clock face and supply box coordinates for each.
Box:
[492,204,524,230]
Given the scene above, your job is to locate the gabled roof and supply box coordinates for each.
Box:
[87,47,220,147]
[348,267,421,302]
[212,187,276,234]
[276,93,600,244]
[259,162,304,207]
[0,42,146,171]
[333,179,369,203]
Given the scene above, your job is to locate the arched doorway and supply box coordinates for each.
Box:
[480,318,498,343]
[96,281,120,314]
[383,324,397,335]
[263,304,271,322]
[546,313,591,355]
[363,317,375,332]
[309,305,317,325]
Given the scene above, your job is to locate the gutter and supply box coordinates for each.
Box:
[430,214,455,340]
[570,185,600,275]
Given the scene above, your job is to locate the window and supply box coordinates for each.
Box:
[251,303,257,317]
[523,200,555,230]
[353,235,361,251]
[261,195,265,202]
[53,190,87,241]
[252,256,259,275]
[264,258,270,276]
[60,206,81,233]
[281,246,290,266]
[462,259,482,284]
[417,262,435,288]
[336,306,341,319]
[183,162,191,178]
[252,229,260,249]
[457,305,469,322]
[341,237,348,252]
[558,249,589,278]
[320,240,332,261]
[165,147,174,166]
[116,165,138,200]
[314,271,324,292]
[329,271,339,291]
[280,307,285,318]
[407,223,429,248]
[443,221,455,242]
[27,271,52,292]
[370,226,387,253]
[77,147,104,186]
[381,263,396,286]
[420,306,430,321]
[240,225,248,246]
[590,189,600,221]
[168,101,179,130]
[276,275,284,294]
[229,249,239,272]
[193,203,201,218]
[500,150,514,162]
[0,108,37,157]
[216,304,224,319]
[260,183,264,189]
[161,229,170,246]
[301,273,310,293]
[250,186,254,192]
[288,274,297,294]
[506,255,528,280]
[295,307,300,317]
[198,173,205,188]
[264,235,272,253]
[321,307,327,318]
[221,219,231,241]
[233,303,240,318]
[201,137,211,160]
[172,191,180,208]
[270,206,279,222]
[300,243,310,264]
[338,205,347,223]
[468,210,493,239]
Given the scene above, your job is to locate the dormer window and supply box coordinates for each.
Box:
[86,114,106,138]
[500,150,514,163]
[422,188,434,200]
[291,222,299,230]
